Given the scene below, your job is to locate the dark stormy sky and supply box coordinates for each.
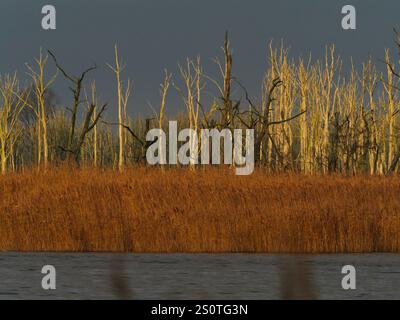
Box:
[0,0,399,118]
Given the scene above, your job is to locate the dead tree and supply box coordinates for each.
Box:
[0,75,28,174]
[385,29,400,175]
[107,45,132,171]
[235,77,305,166]
[205,32,239,130]
[222,32,234,128]
[26,50,58,169]
[202,33,305,167]
[103,119,153,163]
[48,50,107,163]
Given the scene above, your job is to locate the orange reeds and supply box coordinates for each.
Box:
[0,166,399,253]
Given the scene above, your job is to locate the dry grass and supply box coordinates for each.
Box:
[0,166,399,253]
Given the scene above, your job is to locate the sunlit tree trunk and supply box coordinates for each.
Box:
[26,49,57,169]
[109,45,131,172]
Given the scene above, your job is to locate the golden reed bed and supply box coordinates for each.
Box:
[0,167,399,253]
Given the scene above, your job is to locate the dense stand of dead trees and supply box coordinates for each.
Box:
[0,32,400,175]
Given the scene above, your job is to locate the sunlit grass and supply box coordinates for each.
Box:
[0,166,399,253]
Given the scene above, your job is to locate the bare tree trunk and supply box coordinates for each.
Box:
[25,50,57,169]
[115,46,124,171]
[0,140,6,174]
[108,45,132,172]
[93,105,98,167]
[384,50,397,170]
[41,104,48,168]
[37,108,42,167]
[159,70,171,166]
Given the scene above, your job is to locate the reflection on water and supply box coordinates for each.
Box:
[0,253,399,299]
[279,256,317,299]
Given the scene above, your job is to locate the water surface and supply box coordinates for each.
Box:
[0,253,398,299]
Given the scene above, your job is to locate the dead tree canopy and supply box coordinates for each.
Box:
[48,50,107,163]
[235,77,305,163]
[385,29,400,175]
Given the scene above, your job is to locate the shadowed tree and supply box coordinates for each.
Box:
[48,50,107,164]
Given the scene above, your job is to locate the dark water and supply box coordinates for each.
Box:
[0,253,399,299]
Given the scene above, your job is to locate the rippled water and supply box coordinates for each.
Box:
[0,253,399,299]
